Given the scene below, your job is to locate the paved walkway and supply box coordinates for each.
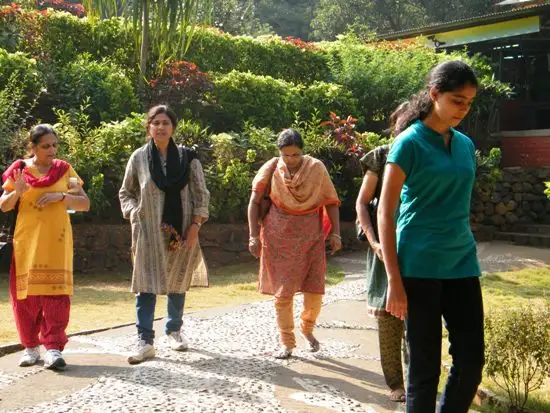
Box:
[0,242,548,412]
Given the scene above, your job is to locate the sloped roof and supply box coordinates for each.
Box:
[377,2,550,41]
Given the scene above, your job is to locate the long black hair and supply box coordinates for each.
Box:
[390,60,478,135]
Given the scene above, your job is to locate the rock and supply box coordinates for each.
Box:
[502,195,512,204]
[534,183,545,194]
[490,193,502,203]
[479,192,490,202]
[495,203,508,216]
[524,194,538,201]
[512,183,523,192]
[527,174,538,184]
[505,212,518,224]
[514,193,523,202]
[522,202,531,211]
[506,200,517,211]
[491,215,505,226]
[473,202,484,213]
[532,202,544,212]
[484,203,494,216]
[523,182,533,192]
[535,169,550,179]
[474,213,485,223]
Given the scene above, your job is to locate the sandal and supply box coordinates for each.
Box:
[273,347,293,359]
[389,388,406,403]
[302,333,320,353]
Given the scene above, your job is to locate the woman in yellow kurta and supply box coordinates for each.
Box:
[0,124,90,371]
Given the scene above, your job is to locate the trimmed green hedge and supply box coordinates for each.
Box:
[209,71,358,131]
[185,27,331,84]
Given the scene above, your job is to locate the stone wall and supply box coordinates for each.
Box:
[72,222,365,274]
[471,167,550,231]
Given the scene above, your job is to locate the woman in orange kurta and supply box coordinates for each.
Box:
[0,124,90,371]
[248,128,342,359]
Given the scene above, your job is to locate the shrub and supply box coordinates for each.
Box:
[0,74,39,169]
[485,304,550,412]
[205,132,253,222]
[185,27,331,84]
[0,47,43,105]
[210,71,358,132]
[50,54,139,124]
[211,70,300,131]
[324,35,512,141]
[301,81,358,122]
[55,106,145,217]
[148,60,213,115]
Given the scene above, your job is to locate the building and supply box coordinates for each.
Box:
[378,0,550,168]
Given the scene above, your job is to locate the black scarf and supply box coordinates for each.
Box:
[147,138,197,249]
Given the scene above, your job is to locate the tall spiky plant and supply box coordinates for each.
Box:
[83,0,212,87]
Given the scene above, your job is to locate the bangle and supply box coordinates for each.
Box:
[192,221,202,228]
[60,192,66,202]
[330,233,342,240]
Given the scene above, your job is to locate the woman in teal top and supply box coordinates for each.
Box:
[378,60,484,413]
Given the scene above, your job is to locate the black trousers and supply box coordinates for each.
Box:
[403,276,485,413]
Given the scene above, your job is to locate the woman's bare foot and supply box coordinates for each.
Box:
[302,333,320,353]
[389,388,406,402]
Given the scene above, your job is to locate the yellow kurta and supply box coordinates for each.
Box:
[3,164,82,300]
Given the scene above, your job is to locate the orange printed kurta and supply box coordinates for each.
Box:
[3,164,82,300]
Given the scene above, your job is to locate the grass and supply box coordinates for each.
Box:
[438,267,550,413]
[0,262,346,345]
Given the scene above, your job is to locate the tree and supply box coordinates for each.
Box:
[83,0,212,86]
[256,0,317,40]
[197,0,273,36]
[311,0,497,41]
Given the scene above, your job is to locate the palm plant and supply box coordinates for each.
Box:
[83,0,212,86]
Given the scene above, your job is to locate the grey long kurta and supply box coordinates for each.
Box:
[119,145,210,294]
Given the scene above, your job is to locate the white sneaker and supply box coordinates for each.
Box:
[127,340,156,364]
[44,349,66,371]
[19,346,40,367]
[167,331,188,351]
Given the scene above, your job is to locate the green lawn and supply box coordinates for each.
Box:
[0,262,345,344]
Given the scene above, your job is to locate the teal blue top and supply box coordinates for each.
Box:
[386,120,481,279]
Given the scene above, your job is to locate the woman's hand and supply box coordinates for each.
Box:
[36,192,64,208]
[13,169,29,196]
[371,242,384,261]
[329,233,342,255]
[249,237,261,258]
[183,223,200,248]
[386,278,408,320]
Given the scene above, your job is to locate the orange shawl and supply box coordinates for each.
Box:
[252,155,340,220]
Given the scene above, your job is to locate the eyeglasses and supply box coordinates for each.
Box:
[37,142,58,150]
[280,153,303,158]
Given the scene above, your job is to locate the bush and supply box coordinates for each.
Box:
[211,70,300,131]
[50,54,139,124]
[205,132,254,222]
[55,106,145,217]
[0,47,43,105]
[325,35,512,140]
[301,81,358,122]
[185,27,331,84]
[148,61,213,115]
[210,71,359,132]
[485,304,550,412]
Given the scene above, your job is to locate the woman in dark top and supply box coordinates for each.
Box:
[356,144,406,402]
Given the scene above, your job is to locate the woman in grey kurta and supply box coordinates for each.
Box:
[119,105,209,364]
[356,144,407,402]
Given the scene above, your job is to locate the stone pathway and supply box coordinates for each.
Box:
[0,242,547,412]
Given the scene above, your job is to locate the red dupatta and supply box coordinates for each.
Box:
[2,159,70,187]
